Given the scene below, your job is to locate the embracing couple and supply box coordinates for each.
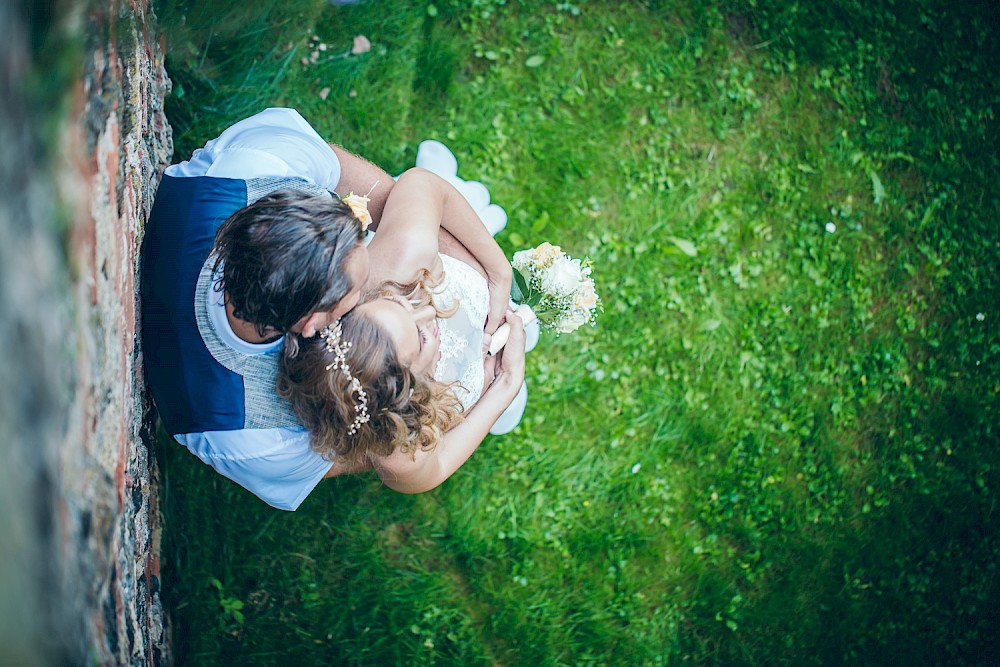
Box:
[142,108,537,510]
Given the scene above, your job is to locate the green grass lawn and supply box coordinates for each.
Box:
[155,1,998,664]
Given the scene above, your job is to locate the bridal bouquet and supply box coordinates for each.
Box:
[488,242,600,355]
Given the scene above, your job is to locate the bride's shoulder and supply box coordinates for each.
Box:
[366,230,440,285]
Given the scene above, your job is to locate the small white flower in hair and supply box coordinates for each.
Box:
[320,319,370,435]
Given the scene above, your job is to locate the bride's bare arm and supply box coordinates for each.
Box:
[370,314,526,493]
[427,171,512,334]
[367,169,512,332]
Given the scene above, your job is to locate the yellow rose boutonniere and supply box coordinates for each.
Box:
[342,181,379,232]
[342,192,372,231]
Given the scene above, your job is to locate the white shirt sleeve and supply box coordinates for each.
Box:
[176,427,333,511]
[166,108,342,191]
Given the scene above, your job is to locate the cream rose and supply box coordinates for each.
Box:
[532,241,562,265]
[574,279,598,310]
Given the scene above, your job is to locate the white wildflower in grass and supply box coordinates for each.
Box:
[489,242,602,355]
[976,312,985,321]
[631,463,642,474]
[825,222,837,234]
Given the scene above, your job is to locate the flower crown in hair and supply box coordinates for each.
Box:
[320,319,370,435]
[341,181,379,232]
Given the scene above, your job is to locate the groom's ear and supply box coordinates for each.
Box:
[291,311,330,338]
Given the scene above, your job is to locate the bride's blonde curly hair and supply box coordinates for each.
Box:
[277,270,463,464]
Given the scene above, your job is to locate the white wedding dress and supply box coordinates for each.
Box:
[412,140,537,435]
[432,253,489,411]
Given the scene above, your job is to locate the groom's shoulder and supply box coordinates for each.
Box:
[154,173,250,207]
[147,174,250,242]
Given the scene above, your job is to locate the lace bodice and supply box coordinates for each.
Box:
[432,254,489,410]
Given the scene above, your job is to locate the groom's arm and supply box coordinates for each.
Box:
[437,227,474,265]
[329,144,393,230]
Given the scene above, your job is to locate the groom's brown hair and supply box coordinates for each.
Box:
[212,190,364,338]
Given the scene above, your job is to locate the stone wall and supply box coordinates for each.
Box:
[0,0,171,664]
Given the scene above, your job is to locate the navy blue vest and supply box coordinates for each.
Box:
[141,175,249,435]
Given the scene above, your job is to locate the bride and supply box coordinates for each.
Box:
[277,166,528,493]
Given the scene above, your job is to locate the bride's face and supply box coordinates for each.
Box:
[362,296,441,375]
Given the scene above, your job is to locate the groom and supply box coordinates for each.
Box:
[142,108,395,511]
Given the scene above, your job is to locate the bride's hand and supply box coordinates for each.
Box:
[484,263,513,336]
[482,333,499,388]
[489,311,525,398]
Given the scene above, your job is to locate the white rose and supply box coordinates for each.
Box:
[511,249,534,272]
[541,257,584,296]
[555,309,589,333]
